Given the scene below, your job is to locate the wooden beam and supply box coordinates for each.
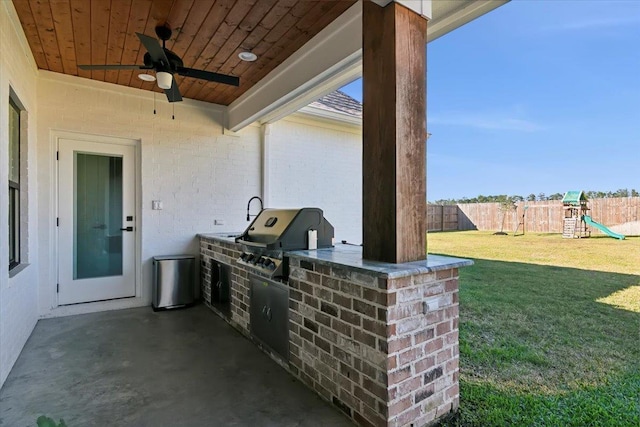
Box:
[362,1,427,263]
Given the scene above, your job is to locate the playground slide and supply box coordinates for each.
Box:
[582,215,625,240]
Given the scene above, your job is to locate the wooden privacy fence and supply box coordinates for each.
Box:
[427,197,640,235]
[427,205,458,231]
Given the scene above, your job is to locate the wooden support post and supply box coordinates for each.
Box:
[362,1,427,263]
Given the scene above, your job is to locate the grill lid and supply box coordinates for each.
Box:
[236,208,334,251]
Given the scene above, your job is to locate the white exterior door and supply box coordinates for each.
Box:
[58,138,136,305]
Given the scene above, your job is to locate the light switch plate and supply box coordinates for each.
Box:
[152,200,163,210]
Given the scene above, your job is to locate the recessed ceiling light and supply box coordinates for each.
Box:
[138,73,156,82]
[238,51,258,62]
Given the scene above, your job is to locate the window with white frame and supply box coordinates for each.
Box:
[8,95,21,270]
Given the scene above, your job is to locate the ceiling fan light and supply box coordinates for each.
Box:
[238,51,257,62]
[156,71,172,90]
[138,73,156,82]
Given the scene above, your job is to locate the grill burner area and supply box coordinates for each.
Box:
[236,208,334,279]
[238,253,283,277]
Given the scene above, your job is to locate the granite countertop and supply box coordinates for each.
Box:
[198,233,472,279]
[198,232,243,244]
[288,244,473,279]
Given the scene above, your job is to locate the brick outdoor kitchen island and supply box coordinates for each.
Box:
[199,234,472,427]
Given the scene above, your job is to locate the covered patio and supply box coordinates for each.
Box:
[1,1,508,425]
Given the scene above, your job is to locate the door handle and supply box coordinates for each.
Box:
[120,226,134,232]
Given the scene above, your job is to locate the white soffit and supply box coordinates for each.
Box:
[227,0,508,131]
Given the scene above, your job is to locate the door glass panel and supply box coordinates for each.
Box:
[74,153,123,279]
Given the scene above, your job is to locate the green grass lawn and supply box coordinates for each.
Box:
[427,231,640,426]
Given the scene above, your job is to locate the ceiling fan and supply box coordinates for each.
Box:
[78,25,240,103]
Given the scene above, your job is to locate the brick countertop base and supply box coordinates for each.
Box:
[200,236,471,427]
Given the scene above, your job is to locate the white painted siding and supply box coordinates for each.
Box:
[0,1,40,387]
[268,116,362,244]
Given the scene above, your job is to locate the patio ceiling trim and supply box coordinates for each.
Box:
[371,0,432,19]
[5,2,37,72]
[428,0,508,42]
[247,58,362,130]
[226,0,508,132]
[226,1,363,132]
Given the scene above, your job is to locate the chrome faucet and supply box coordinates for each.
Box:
[246,196,263,221]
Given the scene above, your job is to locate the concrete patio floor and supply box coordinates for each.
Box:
[0,305,353,426]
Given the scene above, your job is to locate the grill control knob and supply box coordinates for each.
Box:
[257,257,266,266]
[264,259,276,270]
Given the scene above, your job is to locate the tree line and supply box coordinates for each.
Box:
[432,188,640,205]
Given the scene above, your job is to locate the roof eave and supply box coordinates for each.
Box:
[297,104,362,126]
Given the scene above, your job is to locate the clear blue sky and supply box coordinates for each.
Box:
[339,0,640,202]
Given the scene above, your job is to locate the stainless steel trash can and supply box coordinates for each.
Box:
[152,255,195,310]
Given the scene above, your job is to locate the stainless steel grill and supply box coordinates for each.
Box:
[235,208,334,279]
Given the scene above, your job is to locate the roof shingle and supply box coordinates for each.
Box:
[308,90,362,118]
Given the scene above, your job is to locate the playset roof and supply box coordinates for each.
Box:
[562,191,588,205]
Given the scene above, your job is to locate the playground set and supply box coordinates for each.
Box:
[561,191,625,240]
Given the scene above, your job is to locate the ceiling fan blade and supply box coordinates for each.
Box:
[78,64,146,70]
[136,33,170,68]
[177,67,240,87]
[165,77,183,103]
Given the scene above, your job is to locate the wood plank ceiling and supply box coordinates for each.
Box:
[12,0,356,106]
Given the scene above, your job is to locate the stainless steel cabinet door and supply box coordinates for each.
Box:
[250,275,289,360]
[211,262,230,304]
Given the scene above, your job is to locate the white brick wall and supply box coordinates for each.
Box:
[35,74,364,317]
[36,72,262,315]
[268,117,362,244]
[0,1,40,388]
